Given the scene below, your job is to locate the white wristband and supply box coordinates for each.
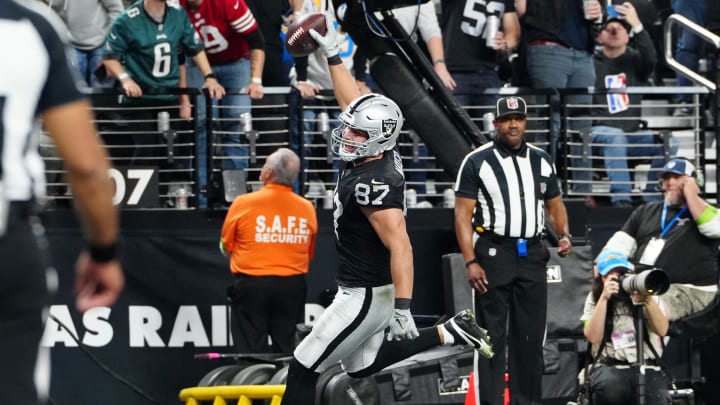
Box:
[251,77,262,85]
[118,72,129,81]
[631,24,644,36]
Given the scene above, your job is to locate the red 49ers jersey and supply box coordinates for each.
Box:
[180,0,258,64]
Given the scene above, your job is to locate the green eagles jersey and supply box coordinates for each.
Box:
[104,0,203,105]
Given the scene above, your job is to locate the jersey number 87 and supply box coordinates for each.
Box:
[355,183,389,206]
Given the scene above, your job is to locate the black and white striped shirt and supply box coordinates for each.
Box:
[0,0,84,202]
[454,140,560,238]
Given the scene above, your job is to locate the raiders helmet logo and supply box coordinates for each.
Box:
[382,119,398,137]
[506,97,519,109]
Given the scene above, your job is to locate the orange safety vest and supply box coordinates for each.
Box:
[221,183,318,276]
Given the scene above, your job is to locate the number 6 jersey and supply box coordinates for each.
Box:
[103,0,204,105]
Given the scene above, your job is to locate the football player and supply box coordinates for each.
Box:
[279,15,494,405]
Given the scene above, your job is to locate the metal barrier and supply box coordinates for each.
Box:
[664,14,720,92]
[294,88,556,208]
[561,86,709,202]
[38,85,711,209]
[178,385,285,405]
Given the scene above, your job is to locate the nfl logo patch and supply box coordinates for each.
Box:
[507,98,519,110]
[540,182,546,194]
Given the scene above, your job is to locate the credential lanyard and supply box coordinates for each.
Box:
[660,204,688,238]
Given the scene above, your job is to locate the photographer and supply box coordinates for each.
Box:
[600,158,719,321]
[581,250,671,405]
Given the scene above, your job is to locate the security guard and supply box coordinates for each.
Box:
[454,96,572,405]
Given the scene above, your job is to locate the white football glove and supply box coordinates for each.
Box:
[386,308,419,341]
[308,14,339,58]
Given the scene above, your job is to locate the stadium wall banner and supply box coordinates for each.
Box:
[42,210,457,405]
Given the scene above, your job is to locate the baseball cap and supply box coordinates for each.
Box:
[496,97,527,119]
[662,158,696,177]
[596,250,634,276]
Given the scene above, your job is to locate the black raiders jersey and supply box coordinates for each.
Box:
[333,148,405,287]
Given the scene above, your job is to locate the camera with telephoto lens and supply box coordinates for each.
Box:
[618,268,670,296]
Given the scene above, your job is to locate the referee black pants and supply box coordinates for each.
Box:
[228,274,307,354]
[473,237,549,405]
[0,205,51,405]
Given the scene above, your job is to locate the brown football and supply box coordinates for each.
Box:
[285,13,327,57]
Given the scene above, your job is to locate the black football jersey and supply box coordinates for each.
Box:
[333,149,405,287]
[442,0,515,71]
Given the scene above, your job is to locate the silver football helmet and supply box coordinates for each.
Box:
[331,94,404,161]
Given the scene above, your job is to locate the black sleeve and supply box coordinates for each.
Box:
[631,30,657,82]
[620,204,645,237]
[245,27,265,50]
[543,155,561,200]
[454,156,481,199]
[294,56,309,82]
[353,46,367,81]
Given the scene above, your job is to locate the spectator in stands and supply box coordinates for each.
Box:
[354,1,455,206]
[589,3,677,207]
[371,2,455,90]
[517,0,602,206]
[102,0,224,206]
[394,2,455,206]
[43,0,125,87]
[441,0,519,112]
[221,148,317,353]
[353,1,455,90]
[180,0,266,207]
[244,0,302,173]
[599,158,719,321]
[246,0,302,87]
[103,0,224,115]
[581,251,671,405]
[288,0,350,194]
[671,0,705,116]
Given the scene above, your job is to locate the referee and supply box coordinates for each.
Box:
[454,96,571,405]
[0,2,124,404]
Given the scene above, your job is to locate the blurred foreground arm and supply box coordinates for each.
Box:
[43,100,124,312]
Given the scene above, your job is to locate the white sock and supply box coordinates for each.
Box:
[439,324,454,345]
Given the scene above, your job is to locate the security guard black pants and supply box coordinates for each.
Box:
[229,273,307,354]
